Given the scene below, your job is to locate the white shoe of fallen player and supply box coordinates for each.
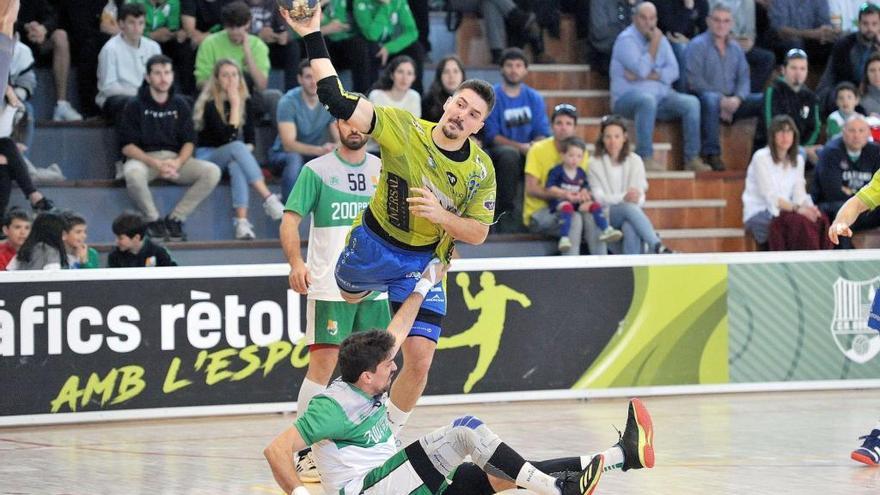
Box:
[296,449,320,483]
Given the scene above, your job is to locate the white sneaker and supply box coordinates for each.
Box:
[558,236,572,253]
[296,449,320,483]
[263,193,285,220]
[233,218,256,240]
[599,226,624,243]
[52,101,83,121]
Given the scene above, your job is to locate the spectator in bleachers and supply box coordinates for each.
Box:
[860,52,880,114]
[193,59,285,240]
[369,55,420,117]
[119,54,222,242]
[655,0,709,91]
[546,136,623,253]
[610,1,709,172]
[6,211,68,270]
[61,211,99,268]
[753,48,821,160]
[353,0,425,94]
[17,0,82,121]
[743,114,829,250]
[128,0,197,96]
[195,1,280,120]
[589,115,673,254]
[768,0,837,66]
[52,0,115,118]
[108,211,177,267]
[484,47,550,233]
[828,0,879,34]
[812,114,880,248]
[8,35,35,153]
[817,2,880,114]
[448,0,541,66]
[270,60,338,201]
[408,0,430,55]
[589,0,637,75]
[0,208,31,270]
[826,82,863,139]
[708,0,775,93]
[181,0,237,46]
[422,55,465,123]
[96,3,162,124]
[686,1,763,171]
[322,0,379,93]
[0,138,54,216]
[248,0,299,91]
[524,103,607,255]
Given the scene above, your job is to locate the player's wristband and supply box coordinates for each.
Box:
[303,31,330,60]
[414,278,435,297]
[291,486,310,495]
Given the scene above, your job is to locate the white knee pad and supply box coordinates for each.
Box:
[418,416,501,477]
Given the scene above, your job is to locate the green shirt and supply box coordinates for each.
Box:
[194,31,270,85]
[353,0,418,54]
[357,106,496,263]
[127,0,181,32]
[857,169,880,209]
[322,0,355,42]
[295,379,396,494]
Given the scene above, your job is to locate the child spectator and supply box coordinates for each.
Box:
[826,82,863,140]
[193,59,285,240]
[62,211,100,269]
[108,212,177,267]
[546,137,623,253]
[7,212,68,270]
[0,208,31,270]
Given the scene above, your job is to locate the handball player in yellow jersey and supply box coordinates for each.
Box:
[281,4,497,434]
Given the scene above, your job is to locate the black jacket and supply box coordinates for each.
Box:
[197,99,256,148]
[118,83,196,152]
[811,137,880,217]
[755,77,821,149]
[108,239,177,268]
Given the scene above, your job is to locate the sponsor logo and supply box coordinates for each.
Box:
[446,172,458,186]
[405,271,421,279]
[484,200,495,211]
[330,176,340,186]
[326,319,338,336]
[831,277,880,363]
[386,172,410,231]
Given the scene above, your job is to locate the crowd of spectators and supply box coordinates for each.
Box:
[7,0,880,269]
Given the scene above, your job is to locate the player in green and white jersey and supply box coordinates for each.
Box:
[280,5,497,438]
[265,262,656,495]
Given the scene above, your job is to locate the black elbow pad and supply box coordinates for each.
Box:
[316,76,360,120]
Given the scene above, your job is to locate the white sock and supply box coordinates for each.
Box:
[296,378,326,413]
[386,400,411,436]
[515,462,564,495]
[586,445,625,473]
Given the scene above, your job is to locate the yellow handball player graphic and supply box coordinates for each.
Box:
[438,271,531,393]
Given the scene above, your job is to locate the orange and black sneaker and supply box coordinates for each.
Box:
[851,429,880,466]
[616,398,655,471]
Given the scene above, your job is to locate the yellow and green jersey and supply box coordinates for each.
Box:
[857,169,880,210]
[356,106,496,262]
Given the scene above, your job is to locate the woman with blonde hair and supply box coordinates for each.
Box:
[193,59,284,240]
[742,114,830,250]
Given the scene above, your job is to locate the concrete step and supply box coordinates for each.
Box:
[542,90,611,118]
[524,64,607,90]
[657,228,750,253]
[642,199,731,229]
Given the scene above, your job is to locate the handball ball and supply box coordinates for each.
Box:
[276,0,319,21]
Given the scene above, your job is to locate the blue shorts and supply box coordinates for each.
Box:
[335,223,446,341]
[869,291,880,332]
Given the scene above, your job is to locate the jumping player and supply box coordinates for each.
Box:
[281,117,391,480]
[829,182,880,466]
[280,5,497,436]
[264,262,656,495]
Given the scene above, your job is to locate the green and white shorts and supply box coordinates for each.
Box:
[305,299,391,346]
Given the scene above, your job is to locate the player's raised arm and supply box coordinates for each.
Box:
[279,5,375,133]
